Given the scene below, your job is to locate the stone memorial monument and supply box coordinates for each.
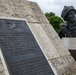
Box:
[0,0,76,75]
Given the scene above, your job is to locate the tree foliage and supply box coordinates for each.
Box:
[45,12,64,33]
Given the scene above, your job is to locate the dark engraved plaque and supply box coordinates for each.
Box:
[0,19,54,75]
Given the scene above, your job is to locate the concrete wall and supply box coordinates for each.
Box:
[0,0,76,75]
[62,38,76,60]
[62,38,76,49]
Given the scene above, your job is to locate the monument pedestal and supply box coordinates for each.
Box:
[62,38,76,60]
[0,0,76,75]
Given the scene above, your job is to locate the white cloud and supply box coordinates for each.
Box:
[28,0,76,17]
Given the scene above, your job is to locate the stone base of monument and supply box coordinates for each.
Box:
[62,38,76,60]
[0,0,76,75]
[0,19,76,75]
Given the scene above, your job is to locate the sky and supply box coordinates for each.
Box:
[28,0,76,17]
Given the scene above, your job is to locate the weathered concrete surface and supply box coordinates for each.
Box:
[28,23,76,75]
[0,0,76,75]
[49,55,76,75]
[0,0,49,23]
[62,38,76,60]
[28,23,60,59]
[41,24,70,56]
[62,38,76,49]
[0,64,4,72]
[0,58,5,75]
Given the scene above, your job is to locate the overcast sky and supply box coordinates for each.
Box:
[28,0,76,17]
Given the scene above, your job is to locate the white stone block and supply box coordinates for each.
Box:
[41,24,70,56]
[28,23,60,59]
[0,0,49,23]
[62,38,76,50]
[0,64,4,72]
[48,55,75,75]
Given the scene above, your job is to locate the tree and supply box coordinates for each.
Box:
[45,12,64,33]
[45,12,55,17]
[45,12,55,21]
[50,16,63,32]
